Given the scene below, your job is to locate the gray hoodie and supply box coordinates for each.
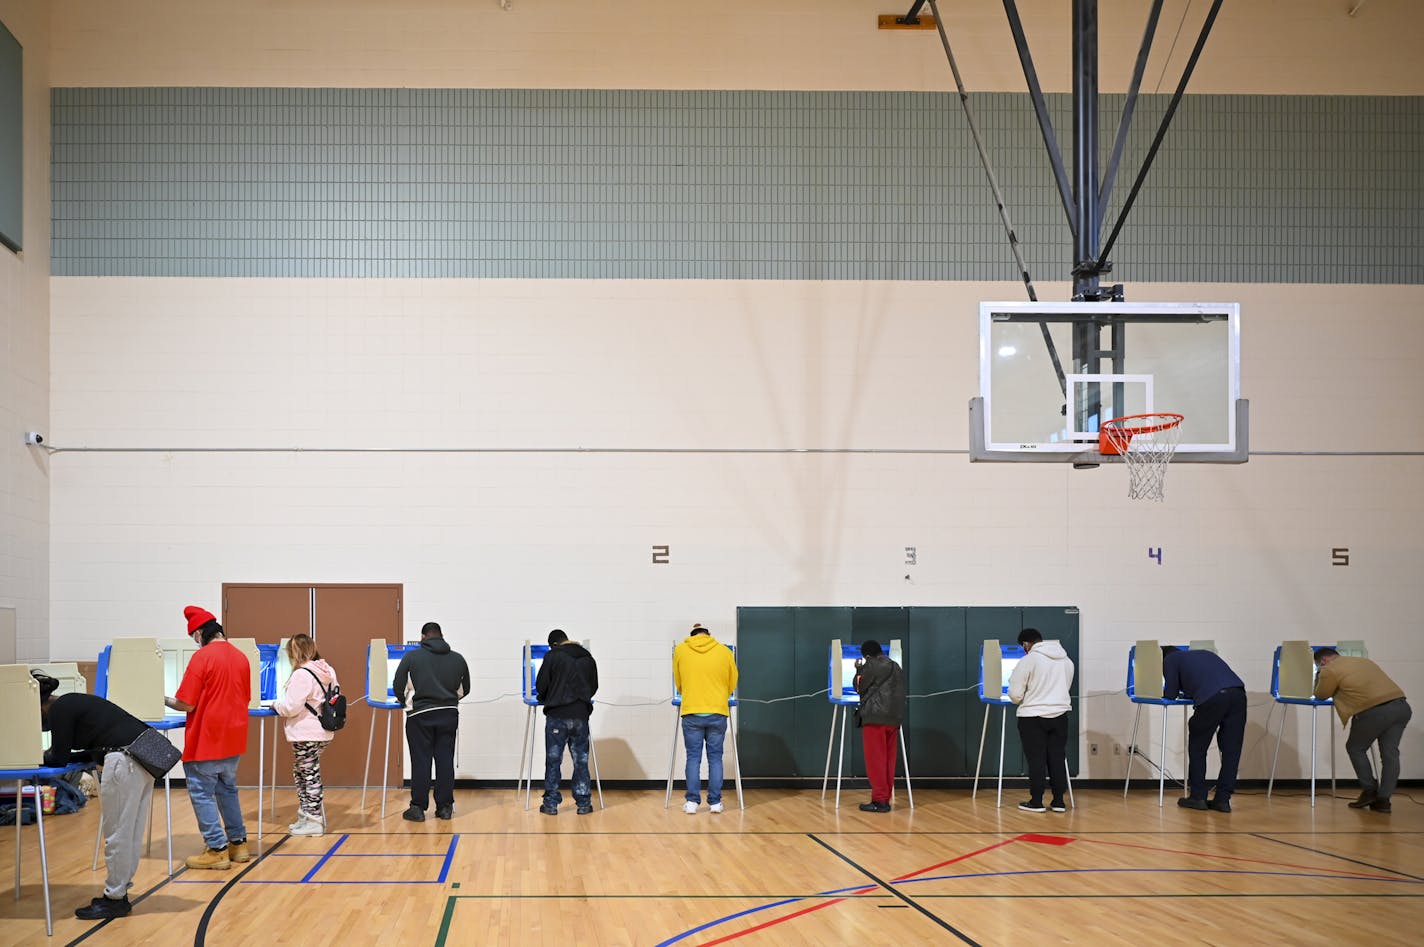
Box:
[1007,640,1074,718]
[391,636,471,716]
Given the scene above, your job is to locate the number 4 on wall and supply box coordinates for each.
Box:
[1148,547,1162,565]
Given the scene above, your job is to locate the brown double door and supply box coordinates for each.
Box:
[222,583,403,789]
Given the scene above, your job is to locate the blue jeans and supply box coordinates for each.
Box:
[543,717,591,808]
[184,756,246,851]
[682,715,728,805]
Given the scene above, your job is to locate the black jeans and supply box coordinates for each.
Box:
[1017,713,1069,804]
[1187,686,1246,800]
[405,708,459,810]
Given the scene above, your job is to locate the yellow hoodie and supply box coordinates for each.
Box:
[674,633,738,716]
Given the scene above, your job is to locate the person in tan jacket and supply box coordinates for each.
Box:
[1314,648,1411,813]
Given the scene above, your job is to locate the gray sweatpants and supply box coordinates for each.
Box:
[1347,698,1412,800]
[100,750,154,899]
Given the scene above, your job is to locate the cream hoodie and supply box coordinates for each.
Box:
[1007,641,1074,718]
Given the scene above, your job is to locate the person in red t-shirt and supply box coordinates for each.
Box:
[164,605,251,870]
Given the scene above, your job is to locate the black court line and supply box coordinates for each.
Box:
[192,836,290,947]
[63,864,191,947]
[1250,833,1424,883]
[806,834,980,947]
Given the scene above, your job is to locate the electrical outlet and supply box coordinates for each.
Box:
[1113,742,1123,755]
[1090,743,1099,756]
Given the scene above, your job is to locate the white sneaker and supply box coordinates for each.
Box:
[290,817,324,837]
[288,811,323,833]
[682,801,699,815]
[709,802,724,814]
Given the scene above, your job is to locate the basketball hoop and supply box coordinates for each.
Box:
[1099,413,1184,502]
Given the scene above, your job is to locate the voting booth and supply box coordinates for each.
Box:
[819,639,913,810]
[516,640,605,811]
[969,641,1075,809]
[1122,641,1197,807]
[360,638,420,820]
[664,641,745,810]
[1266,640,1370,806]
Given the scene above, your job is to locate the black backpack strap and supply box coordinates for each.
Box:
[301,665,327,719]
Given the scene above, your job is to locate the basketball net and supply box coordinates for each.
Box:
[1099,413,1184,502]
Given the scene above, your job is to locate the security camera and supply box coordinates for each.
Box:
[24,431,44,445]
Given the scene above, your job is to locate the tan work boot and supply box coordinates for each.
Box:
[227,839,251,863]
[186,847,231,870]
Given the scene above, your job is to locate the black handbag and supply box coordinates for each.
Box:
[125,728,181,779]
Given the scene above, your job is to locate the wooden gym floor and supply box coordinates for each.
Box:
[2,784,1421,946]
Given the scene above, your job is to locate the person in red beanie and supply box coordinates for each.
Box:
[165,605,251,869]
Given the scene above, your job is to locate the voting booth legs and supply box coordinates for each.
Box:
[972,703,1074,809]
[820,704,913,810]
[518,705,604,812]
[1123,703,1190,807]
[665,708,745,811]
[4,764,88,937]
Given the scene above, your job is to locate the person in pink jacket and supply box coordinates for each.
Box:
[270,634,338,836]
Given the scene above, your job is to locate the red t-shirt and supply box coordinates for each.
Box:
[176,639,251,761]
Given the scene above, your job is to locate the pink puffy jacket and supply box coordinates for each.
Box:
[271,659,339,743]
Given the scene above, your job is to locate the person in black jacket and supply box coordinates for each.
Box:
[36,672,151,921]
[853,641,906,813]
[392,622,471,822]
[534,629,599,815]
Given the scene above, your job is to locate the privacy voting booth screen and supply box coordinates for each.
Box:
[978,642,1025,703]
[366,639,420,703]
[827,639,902,705]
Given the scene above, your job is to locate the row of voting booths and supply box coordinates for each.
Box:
[1125,639,1369,806]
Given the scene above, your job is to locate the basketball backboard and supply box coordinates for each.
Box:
[971,301,1245,463]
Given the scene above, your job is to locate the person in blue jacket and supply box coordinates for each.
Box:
[1161,646,1247,812]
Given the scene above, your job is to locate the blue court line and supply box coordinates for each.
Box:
[436,836,459,883]
[300,834,349,883]
[656,864,1420,945]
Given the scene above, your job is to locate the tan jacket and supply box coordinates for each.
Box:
[1314,656,1405,724]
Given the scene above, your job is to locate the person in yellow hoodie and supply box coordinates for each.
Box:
[1314,648,1411,813]
[673,623,738,814]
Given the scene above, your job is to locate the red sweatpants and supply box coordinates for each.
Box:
[862,724,899,803]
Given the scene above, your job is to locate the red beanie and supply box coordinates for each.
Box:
[184,605,216,634]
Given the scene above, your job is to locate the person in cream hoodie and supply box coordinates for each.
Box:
[1007,628,1075,813]
[271,634,339,836]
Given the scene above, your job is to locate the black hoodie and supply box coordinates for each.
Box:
[392,636,471,716]
[534,642,599,719]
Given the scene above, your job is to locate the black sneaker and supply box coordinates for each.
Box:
[1177,797,1209,810]
[435,805,453,820]
[1049,800,1067,813]
[1207,797,1232,813]
[576,804,594,815]
[75,896,131,921]
[402,805,425,822]
[858,801,891,813]
[539,803,558,816]
[1369,798,1392,813]
[1018,800,1047,813]
[1348,791,1378,809]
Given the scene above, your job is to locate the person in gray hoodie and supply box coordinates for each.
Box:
[1007,628,1074,813]
[392,621,471,822]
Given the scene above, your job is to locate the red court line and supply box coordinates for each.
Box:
[1078,837,1402,881]
[890,837,1021,882]
[694,893,868,947]
[693,837,1021,945]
